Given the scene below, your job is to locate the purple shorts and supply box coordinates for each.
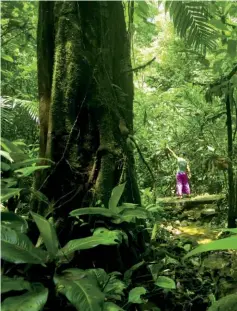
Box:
[176,172,190,196]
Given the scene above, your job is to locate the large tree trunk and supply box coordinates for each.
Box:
[35,1,140,218]
[33,1,144,271]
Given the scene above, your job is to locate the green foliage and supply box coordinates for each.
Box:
[0,150,14,163]
[109,183,126,213]
[103,302,124,311]
[184,235,237,259]
[31,212,59,258]
[70,207,117,218]
[207,294,237,311]
[2,2,237,310]
[1,1,38,144]
[0,209,152,310]
[164,1,216,51]
[14,166,50,178]
[132,0,237,198]
[54,271,105,311]
[1,276,31,294]
[1,2,37,100]
[1,188,23,202]
[57,228,125,259]
[1,286,48,311]
[1,225,48,264]
[103,271,127,300]
[128,287,147,304]
[1,138,52,203]
[124,261,145,285]
[154,276,176,289]
[70,183,149,224]
[1,211,28,233]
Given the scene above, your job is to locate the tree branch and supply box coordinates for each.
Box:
[193,63,237,88]
[124,57,156,73]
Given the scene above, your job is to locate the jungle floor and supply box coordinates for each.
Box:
[146,194,237,311]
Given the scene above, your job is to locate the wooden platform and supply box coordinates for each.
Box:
[156,194,225,207]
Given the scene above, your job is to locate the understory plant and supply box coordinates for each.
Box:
[1,137,52,204]
[1,183,177,311]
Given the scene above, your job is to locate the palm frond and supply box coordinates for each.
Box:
[12,97,39,123]
[165,1,217,52]
[0,97,14,132]
[0,96,39,124]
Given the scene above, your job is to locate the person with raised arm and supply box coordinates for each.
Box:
[166,146,191,199]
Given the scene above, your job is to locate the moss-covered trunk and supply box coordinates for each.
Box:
[35,1,140,219]
[226,89,237,228]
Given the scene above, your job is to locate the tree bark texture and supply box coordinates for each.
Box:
[226,89,237,227]
[35,1,140,218]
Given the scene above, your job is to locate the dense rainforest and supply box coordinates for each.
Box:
[1,1,237,311]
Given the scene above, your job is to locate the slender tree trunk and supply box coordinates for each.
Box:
[226,88,236,227]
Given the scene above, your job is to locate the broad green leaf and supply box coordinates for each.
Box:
[207,294,237,311]
[1,212,28,233]
[128,287,147,304]
[15,165,50,177]
[1,276,31,293]
[148,263,162,282]
[109,183,126,213]
[1,138,25,154]
[1,54,14,62]
[184,236,237,259]
[57,228,122,258]
[120,203,138,208]
[0,150,14,162]
[30,189,50,204]
[103,271,126,299]
[9,152,28,162]
[93,227,125,243]
[1,178,18,188]
[54,270,104,311]
[124,261,145,284]
[1,162,11,171]
[137,1,149,19]
[209,19,228,31]
[227,39,237,58]
[1,225,48,264]
[103,302,124,311]
[155,276,176,289]
[70,207,117,218]
[0,188,22,202]
[11,158,54,170]
[85,268,108,286]
[31,212,59,258]
[115,207,148,223]
[223,2,233,14]
[12,140,27,147]
[1,286,48,311]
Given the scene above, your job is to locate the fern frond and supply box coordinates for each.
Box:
[12,98,39,123]
[0,96,39,124]
[0,97,14,132]
[165,1,216,52]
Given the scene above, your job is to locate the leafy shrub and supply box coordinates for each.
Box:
[1,137,52,204]
[1,183,176,310]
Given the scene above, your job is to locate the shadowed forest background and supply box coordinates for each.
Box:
[1,1,237,311]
